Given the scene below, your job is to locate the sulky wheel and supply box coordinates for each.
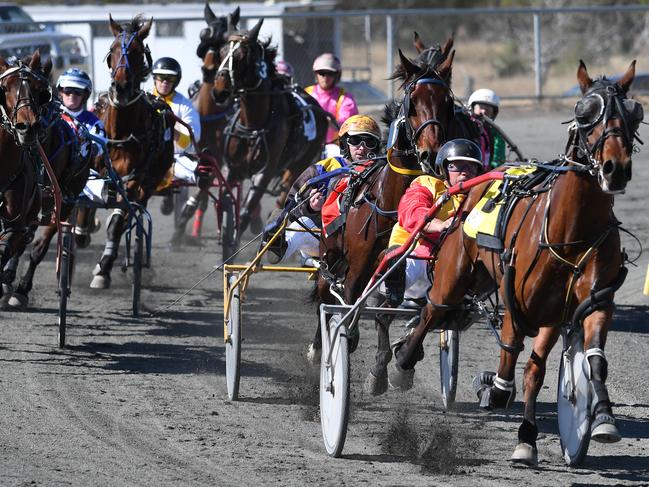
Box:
[220,193,238,262]
[319,313,350,457]
[557,329,592,466]
[225,274,242,401]
[439,328,460,409]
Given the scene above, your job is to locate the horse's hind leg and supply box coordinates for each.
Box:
[364,295,394,396]
[239,172,271,235]
[75,207,98,249]
[2,255,19,295]
[90,209,126,289]
[584,307,620,443]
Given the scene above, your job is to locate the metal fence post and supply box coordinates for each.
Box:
[333,16,342,61]
[534,12,542,99]
[386,14,394,99]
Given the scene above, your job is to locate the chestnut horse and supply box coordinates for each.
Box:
[85,15,174,289]
[311,39,479,396]
[392,61,641,466]
[0,52,55,300]
[213,20,328,234]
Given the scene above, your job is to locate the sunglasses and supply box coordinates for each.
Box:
[347,134,379,150]
[60,87,84,96]
[316,70,336,77]
[155,75,178,83]
[447,161,479,173]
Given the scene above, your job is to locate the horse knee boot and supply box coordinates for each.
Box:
[383,250,406,307]
[473,372,516,410]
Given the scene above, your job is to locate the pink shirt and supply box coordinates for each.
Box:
[306,84,359,143]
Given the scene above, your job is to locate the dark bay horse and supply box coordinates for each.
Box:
[4,85,93,309]
[311,39,479,395]
[212,20,328,234]
[86,15,174,289]
[392,61,640,466]
[0,52,55,299]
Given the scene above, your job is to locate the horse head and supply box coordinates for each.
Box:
[106,15,153,105]
[0,50,52,146]
[200,4,239,49]
[391,42,455,169]
[574,60,642,193]
[214,19,276,101]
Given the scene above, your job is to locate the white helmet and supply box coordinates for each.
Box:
[468,88,500,109]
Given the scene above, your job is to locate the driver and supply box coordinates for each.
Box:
[467,88,505,169]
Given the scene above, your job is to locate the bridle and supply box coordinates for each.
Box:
[107,30,152,106]
[0,62,51,144]
[216,37,268,95]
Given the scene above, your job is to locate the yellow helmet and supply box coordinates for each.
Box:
[338,114,381,141]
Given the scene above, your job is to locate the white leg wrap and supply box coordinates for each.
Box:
[494,374,516,392]
[584,347,606,380]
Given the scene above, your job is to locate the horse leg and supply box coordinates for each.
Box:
[508,325,559,466]
[8,224,58,309]
[75,207,98,249]
[239,172,270,234]
[90,208,126,289]
[365,295,395,396]
[583,307,620,443]
[307,275,335,364]
[2,255,19,295]
[170,191,202,247]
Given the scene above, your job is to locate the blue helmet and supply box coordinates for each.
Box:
[56,68,92,93]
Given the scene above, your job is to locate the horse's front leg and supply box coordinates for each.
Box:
[90,208,126,289]
[239,171,270,235]
[509,325,559,466]
[584,306,620,443]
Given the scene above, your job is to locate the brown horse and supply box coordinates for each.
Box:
[311,38,479,395]
[85,15,174,289]
[392,61,640,466]
[0,52,54,299]
[212,20,328,234]
[4,85,94,309]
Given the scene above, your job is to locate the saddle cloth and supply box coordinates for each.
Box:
[463,165,538,249]
[291,91,317,142]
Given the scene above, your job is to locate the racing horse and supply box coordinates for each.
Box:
[311,37,478,395]
[0,52,54,299]
[3,75,94,309]
[84,15,174,289]
[212,20,328,234]
[392,61,641,465]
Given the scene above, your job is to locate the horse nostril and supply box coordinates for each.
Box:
[602,160,615,176]
[14,123,28,133]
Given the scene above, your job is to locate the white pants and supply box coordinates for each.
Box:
[173,154,197,184]
[81,170,105,203]
[280,216,320,263]
[404,257,431,300]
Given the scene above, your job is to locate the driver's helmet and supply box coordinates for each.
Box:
[312,53,341,74]
[152,57,182,87]
[338,114,381,158]
[56,68,92,94]
[432,139,483,179]
[275,59,294,78]
[468,88,500,115]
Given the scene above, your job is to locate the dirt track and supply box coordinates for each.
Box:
[0,106,648,486]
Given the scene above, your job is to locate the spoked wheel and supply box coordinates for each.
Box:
[320,313,350,457]
[225,274,242,401]
[557,329,591,466]
[131,212,144,317]
[57,228,74,348]
[220,193,238,262]
[439,328,459,409]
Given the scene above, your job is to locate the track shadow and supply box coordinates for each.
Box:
[611,304,649,333]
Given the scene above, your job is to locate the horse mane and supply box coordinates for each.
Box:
[389,48,451,90]
[121,14,147,34]
[260,38,277,78]
[382,100,400,126]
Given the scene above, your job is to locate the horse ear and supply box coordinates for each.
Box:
[0,56,7,72]
[29,49,41,70]
[109,14,122,36]
[398,49,419,76]
[441,34,454,59]
[138,17,153,39]
[577,60,593,94]
[204,2,217,24]
[43,56,52,77]
[229,6,240,29]
[247,19,263,44]
[617,60,636,94]
[438,49,455,80]
[413,32,426,54]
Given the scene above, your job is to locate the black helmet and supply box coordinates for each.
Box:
[152,57,182,84]
[432,139,483,178]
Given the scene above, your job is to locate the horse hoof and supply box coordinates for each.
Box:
[90,274,111,289]
[511,442,538,466]
[306,343,321,365]
[75,234,91,249]
[388,362,414,391]
[591,414,621,443]
[249,215,263,235]
[91,217,102,234]
[7,293,28,310]
[364,369,388,396]
[92,264,102,276]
